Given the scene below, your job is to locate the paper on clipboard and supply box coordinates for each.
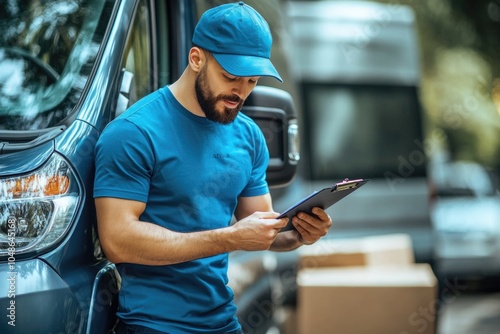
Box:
[277,178,369,232]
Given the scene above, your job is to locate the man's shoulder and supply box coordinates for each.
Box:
[234,111,264,139]
[234,111,259,129]
[118,88,168,123]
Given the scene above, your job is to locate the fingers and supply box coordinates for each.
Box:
[265,217,288,231]
[253,211,280,219]
[292,210,324,230]
[232,211,292,251]
[292,207,333,245]
[311,207,330,221]
[251,211,288,229]
[292,214,321,236]
[277,217,289,228]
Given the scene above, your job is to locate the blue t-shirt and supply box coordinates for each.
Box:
[93,86,269,333]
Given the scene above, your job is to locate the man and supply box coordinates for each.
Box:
[94,2,332,333]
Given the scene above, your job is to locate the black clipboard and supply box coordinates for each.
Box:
[277,178,369,232]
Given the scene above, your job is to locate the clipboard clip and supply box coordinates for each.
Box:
[335,178,362,191]
[332,178,349,187]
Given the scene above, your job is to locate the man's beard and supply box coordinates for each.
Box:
[195,66,243,124]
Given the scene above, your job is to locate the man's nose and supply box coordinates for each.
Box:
[232,80,253,99]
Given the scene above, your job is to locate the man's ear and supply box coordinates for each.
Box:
[188,47,205,73]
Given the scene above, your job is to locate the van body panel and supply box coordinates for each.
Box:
[0,259,85,332]
[285,1,420,85]
[0,141,54,176]
[273,0,433,263]
[0,1,299,332]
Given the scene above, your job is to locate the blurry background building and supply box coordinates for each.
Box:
[198,0,500,183]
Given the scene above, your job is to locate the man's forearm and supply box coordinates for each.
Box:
[101,219,237,265]
[269,230,302,252]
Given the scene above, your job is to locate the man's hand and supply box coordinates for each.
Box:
[231,212,288,251]
[292,207,332,245]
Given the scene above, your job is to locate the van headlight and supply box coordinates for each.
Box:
[0,153,80,257]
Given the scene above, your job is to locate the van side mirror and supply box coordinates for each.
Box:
[241,86,300,188]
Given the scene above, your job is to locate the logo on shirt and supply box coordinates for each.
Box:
[213,153,230,159]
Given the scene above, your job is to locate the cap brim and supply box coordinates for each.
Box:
[212,53,283,82]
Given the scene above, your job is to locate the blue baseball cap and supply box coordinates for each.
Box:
[192,1,282,82]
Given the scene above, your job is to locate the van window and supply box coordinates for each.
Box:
[122,0,153,103]
[0,0,112,131]
[303,83,426,180]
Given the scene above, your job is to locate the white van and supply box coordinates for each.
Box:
[272,0,433,263]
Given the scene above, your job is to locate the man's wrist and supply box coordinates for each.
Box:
[297,233,315,246]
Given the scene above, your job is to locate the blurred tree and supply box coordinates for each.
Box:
[368,0,500,173]
[452,0,500,76]
[1,0,87,74]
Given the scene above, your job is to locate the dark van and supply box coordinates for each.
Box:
[0,1,298,333]
[273,0,434,263]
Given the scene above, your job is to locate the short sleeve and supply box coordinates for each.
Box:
[239,126,270,197]
[93,119,154,202]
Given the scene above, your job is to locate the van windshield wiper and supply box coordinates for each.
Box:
[0,126,66,154]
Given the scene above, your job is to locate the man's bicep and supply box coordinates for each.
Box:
[94,120,152,202]
[94,197,147,263]
[235,193,273,220]
[95,197,146,233]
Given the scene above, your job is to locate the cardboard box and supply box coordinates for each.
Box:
[297,264,438,334]
[298,234,415,269]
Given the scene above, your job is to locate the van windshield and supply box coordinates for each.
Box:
[303,83,427,180]
[0,0,110,131]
